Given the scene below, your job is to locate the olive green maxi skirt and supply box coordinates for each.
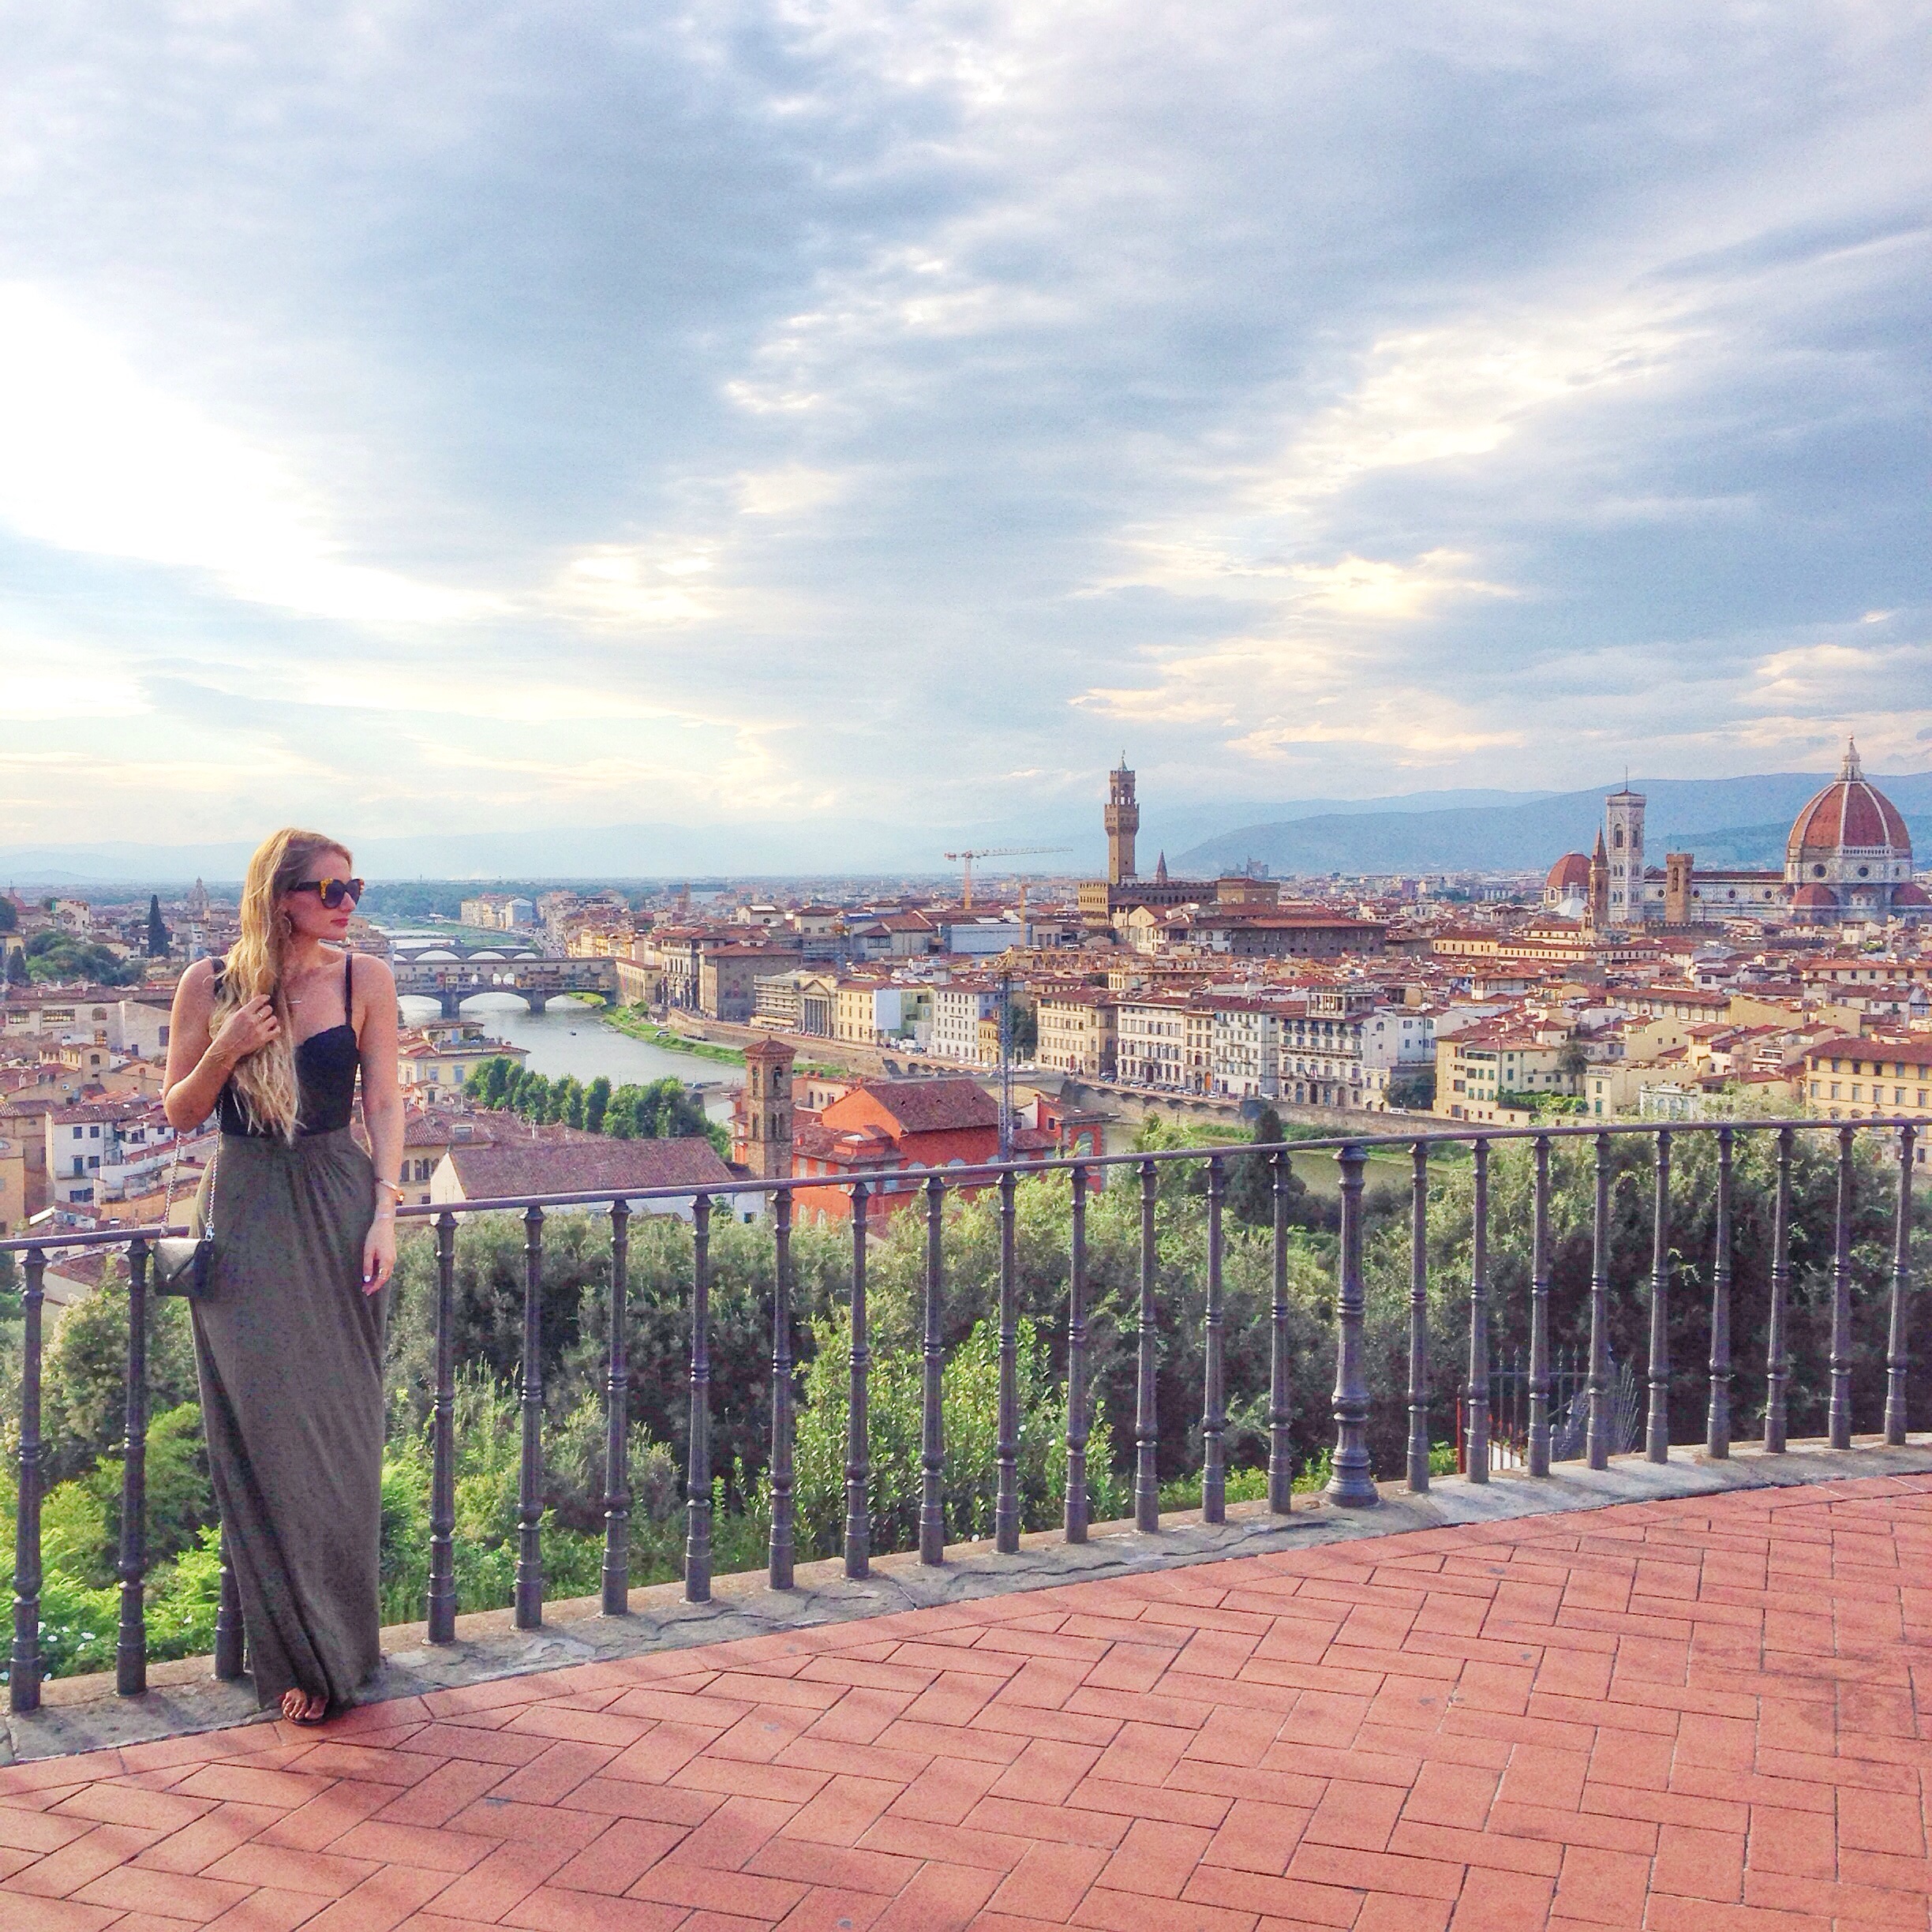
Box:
[191,1129,386,1710]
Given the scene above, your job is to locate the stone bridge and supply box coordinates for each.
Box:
[386,936,545,963]
[391,955,619,1016]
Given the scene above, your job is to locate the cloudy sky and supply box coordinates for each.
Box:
[2,1,1928,862]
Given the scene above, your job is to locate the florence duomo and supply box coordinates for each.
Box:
[1544,739,1926,932]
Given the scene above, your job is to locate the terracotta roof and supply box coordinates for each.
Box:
[1545,853,1591,892]
[1787,743,1911,856]
[440,1136,735,1199]
[844,1079,998,1134]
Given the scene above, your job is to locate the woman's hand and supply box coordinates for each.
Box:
[212,995,279,1063]
[361,1210,396,1297]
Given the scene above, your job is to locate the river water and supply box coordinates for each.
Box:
[395,993,743,1122]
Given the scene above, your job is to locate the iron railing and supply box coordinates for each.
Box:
[2,1116,1921,1714]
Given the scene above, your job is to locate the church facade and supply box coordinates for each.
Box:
[1543,742,1923,930]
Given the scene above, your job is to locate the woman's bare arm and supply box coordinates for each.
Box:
[354,956,404,1185]
[162,960,278,1130]
[354,956,404,1294]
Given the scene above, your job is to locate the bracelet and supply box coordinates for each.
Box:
[375,1178,406,1204]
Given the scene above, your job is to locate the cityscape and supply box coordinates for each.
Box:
[2,7,1929,1926]
[5,739,1927,1244]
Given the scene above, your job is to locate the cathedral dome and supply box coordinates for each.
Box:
[1544,853,1590,894]
[1787,740,1911,865]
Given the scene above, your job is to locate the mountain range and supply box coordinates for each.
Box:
[3,771,1926,888]
[1175,772,1932,878]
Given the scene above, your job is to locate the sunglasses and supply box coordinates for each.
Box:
[289,877,365,909]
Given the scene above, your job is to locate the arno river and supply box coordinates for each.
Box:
[395,994,743,1123]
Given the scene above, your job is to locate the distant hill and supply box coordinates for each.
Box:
[1176,773,1932,878]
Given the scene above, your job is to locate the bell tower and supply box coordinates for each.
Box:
[1105,755,1140,886]
[737,1036,795,1184]
[1604,784,1646,927]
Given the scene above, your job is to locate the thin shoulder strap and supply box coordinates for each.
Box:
[344,949,354,1020]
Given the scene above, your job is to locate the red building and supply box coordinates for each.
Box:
[792,1079,1002,1222]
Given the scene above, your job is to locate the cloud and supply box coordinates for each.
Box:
[0,1,1926,856]
[0,285,494,624]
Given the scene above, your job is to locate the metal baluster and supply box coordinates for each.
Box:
[1885,1125,1915,1447]
[995,1170,1020,1554]
[601,1200,631,1616]
[1829,1125,1855,1449]
[686,1193,713,1601]
[116,1237,150,1696]
[1765,1126,1792,1453]
[515,1206,546,1628]
[1406,1140,1430,1492]
[1267,1150,1293,1513]
[920,1176,946,1565]
[1587,1133,1612,1470]
[1202,1155,1226,1525]
[1706,1128,1733,1460]
[1327,1143,1378,1505]
[213,1529,243,1681]
[845,1181,871,1578]
[1646,1132,1672,1463]
[769,1189,796,1589]
[1464,1139,1491,1484]
[1529,1136,1552,1476]
[1065,1165,1090,1544]
[1135,1159,1160,1531]
[426,1211,458,1642]
[10,1246,44,1713]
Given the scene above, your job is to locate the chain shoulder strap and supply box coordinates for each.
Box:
[159,1126,218,1231]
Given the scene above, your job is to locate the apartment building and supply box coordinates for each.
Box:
[1116,994,1190,1088]
[930,983,1003,1065]
[1037,990,1118,1080]
[1804,1039,1932,1145]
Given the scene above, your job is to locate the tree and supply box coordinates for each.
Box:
[3,949,24,988]
[145,895,170,959]
[1007,1000,1038,1058]
[0,895,17,934]
[585,1076,612,1134]
[1226,1108,1311,1228]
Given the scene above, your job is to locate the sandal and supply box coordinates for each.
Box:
[283,1692,331,1727]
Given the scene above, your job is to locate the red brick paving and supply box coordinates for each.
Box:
[4,1474,1931,1931]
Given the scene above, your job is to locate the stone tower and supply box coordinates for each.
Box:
[739,1036,795,1184]
[1664,852,1694,927]
[1587,829,1609,934]
[1105,756,1140,886]
[1604,784,1646,927]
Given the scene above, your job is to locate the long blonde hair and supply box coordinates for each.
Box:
[215,828,353,1140]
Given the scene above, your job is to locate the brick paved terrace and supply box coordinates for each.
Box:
[2,1472,1928,1932]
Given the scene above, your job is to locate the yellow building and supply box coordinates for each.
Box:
[1804,1039,1932,1126]
[1436,1028,1579,1122]
[1037,991,1118,1080]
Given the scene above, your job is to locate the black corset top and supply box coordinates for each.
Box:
[215,953,360,1137]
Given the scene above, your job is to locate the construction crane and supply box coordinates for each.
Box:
[942,845,1069,912]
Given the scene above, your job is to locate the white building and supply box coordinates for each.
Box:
[1208,998,1281,1099]
[1116,995,1191,1089]
[930,983,1002,1064]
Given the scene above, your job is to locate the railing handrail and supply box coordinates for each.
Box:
[5,1111,1919,1718]
[7,1112,1920,1250]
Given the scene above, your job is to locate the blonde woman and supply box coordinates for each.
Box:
[163,829,403,1725]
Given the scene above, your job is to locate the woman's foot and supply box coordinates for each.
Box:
[281,1688,328,1724]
